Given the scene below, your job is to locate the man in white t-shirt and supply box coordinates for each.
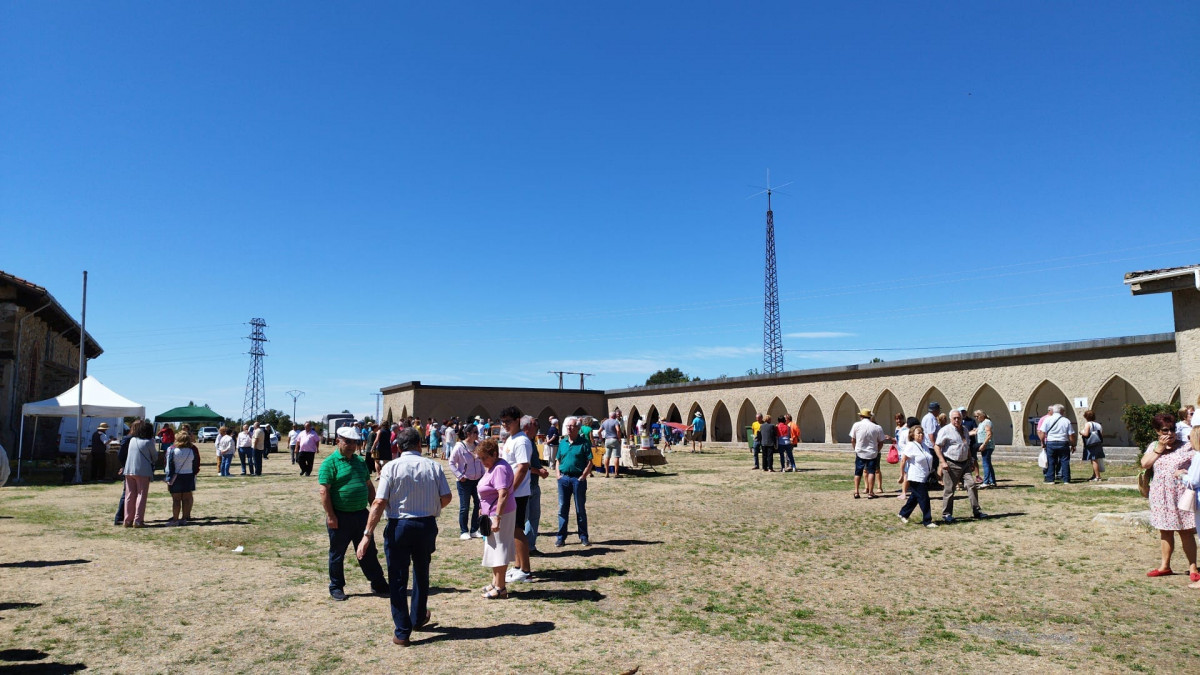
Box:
[849,408,885,499]
[934,410,986,522]
[288,427,300,465]
[1038,404,1076,484]
[498,406,534,583]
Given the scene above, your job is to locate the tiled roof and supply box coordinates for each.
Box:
[0,270,103,358]
[1124,264,1200,281]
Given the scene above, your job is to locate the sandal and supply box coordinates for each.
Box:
[483,587,508,600]
[1147,568,1175,578]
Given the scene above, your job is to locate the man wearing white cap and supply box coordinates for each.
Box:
[90,422,111,482]
[319,426,388,602]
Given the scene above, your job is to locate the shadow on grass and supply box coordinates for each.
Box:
[417,620,554,644]
[940,512,1028,525]
[540,546,622,559]
[0,603,41,612]
[0,664,86,674]
[0,560,89,569]
[595,539,661,547]
[618,469,675,479]
[514,589,604,602]
[0,649,48,661]
[535,566,627,582]
[142,517,251,528]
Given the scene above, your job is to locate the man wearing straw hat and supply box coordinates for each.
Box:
[849,408,884,499]
[90,422,111,482]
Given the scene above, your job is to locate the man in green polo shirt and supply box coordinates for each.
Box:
[555,416,594,548]
[319,426,388,601]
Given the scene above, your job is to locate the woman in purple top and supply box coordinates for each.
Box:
[475,437,516,599]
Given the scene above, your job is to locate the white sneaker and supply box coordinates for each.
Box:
[898,515,909,524]
[459,532,471,540]
[508,569,531,583]
[926,523,939,528]
[470,531,483,539]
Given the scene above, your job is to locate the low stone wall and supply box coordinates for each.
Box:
[696,442,1141,465]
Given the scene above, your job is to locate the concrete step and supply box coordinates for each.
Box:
[702,442,1142,464]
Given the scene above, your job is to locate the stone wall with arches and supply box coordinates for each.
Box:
[604,334,1178,447]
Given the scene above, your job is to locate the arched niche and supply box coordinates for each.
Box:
[400,405,409,420]
[1025,380,1076,445]
[918,386,952,418]
[873,390,904,432]
[1171,387,1182,408]
[1092,375,1145,447]
[968,384,1013,445]
[710,400,732,442]
[536,406,557,434]
[832,393,860,443]
[767,397,788,423]
[468,405,488,421]
[798,395,826,443]
[573,407,588,417]
[646,406,661,429]
[735,399,758,442]
[627,407,642,436]
[666,404,682,424]
[686,402,703,426]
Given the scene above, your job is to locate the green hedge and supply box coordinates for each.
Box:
[1121,403,1180,451]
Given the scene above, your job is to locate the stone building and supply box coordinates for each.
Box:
[0,270,103,453]
[380,382,606,432]
[380,266,1200,450]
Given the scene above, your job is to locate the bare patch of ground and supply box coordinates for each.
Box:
[0,448,1194,673]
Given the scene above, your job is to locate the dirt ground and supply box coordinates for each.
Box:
[1,446,1196,674]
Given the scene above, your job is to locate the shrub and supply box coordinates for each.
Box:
[1121,403,1178,451]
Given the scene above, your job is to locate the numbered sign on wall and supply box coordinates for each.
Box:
[1074,397,1088,409]
[1008,401,1022,412]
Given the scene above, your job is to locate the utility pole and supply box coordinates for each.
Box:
[370,392,382,420]
[241,319,268,423]
[72,271,87,484]
[285,390,305,425]
[548,371,566,389]
[578,372,594,390]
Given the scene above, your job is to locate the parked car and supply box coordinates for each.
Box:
[197,426,219,442]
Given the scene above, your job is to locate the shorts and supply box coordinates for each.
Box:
[854,456,880,476]
[514,496,529,535]
[604,439,621,460]
[168,473,196,493]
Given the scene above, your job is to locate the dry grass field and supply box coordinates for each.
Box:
[1,446,1197,674]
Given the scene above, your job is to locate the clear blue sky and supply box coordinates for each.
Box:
[3,2,1197,421]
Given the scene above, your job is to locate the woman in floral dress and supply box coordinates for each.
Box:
[1141,413,1198,580]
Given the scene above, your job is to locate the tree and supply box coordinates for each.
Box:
[646,368,692,386]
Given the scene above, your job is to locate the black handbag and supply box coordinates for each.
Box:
[479,513,492,537]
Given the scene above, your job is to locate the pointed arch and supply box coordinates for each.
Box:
[573,407,588,417]
[968,383,1012,445]
[386,407,396,424]
[626,406,642,436]
[686,401,703,425]
[400,405,409,419]
[1092,375,1145,447]
[1171,387,1182,408]
[665,403,682,424]
[766,396,788,423]
[646,405,661,429]
[832,393,860,443]
[872,390,904,431]
[1025,380,1075,445]
[735,399,758,442]
[536,406,558,434]
[710,400,732,442]
[797,395,825,443]
[468,405,488,421]
[918,386,952,417]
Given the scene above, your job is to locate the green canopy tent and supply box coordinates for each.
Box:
[154,404,225,427]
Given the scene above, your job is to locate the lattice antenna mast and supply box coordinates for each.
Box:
[749,171,790,375]
[241,318,268,423]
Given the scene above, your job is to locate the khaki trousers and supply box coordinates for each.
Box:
[941,458,980,519]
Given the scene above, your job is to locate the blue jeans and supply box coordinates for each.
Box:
[1043,441,1071,483]
[238,447,252,474]
[384,517,437,641]
[779,442,795,469]
[525,480,541,551]
[456,478,481,534]
[752,440,761,468]
[557,475,588,541]
[898,481,932,524]
[218,454,233,476]
[327,509,386,593]
[981,447,996,485]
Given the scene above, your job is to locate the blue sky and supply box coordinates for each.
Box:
[3,2,1197,421]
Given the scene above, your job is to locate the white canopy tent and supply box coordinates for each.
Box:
[15,376,145,483]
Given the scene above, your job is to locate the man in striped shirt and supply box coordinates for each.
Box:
[359,428,451,647]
